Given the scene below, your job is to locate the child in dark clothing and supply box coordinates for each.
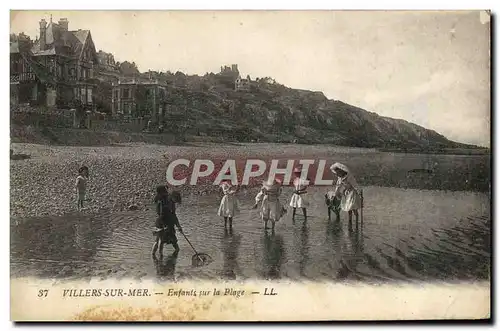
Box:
[152,185,183,257]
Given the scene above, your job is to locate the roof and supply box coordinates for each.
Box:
[30,21,92,60]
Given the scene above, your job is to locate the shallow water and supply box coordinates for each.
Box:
[11,186,490,283]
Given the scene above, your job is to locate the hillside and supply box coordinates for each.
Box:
[144,73,478,150]
[10,33,481,150]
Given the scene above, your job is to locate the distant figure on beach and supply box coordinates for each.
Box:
[75,166,89,211]
[217,181,239,230]
[289,166,309,221]
[330,162,362,224]
[152,185,183,257]
[253,178,287,232]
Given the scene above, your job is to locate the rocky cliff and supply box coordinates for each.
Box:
[157,76,478,150]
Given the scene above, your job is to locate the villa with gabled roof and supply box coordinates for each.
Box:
[10,16,99,109]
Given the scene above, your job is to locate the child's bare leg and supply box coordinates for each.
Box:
[228,217,233,229]
[271,220,275,232]
[328,208,331,221]
[224,217,228,229]
[151,238,159,256]
[173,242,180,253]
[292,208,297,219]
[354,210,359,223]
[264,219,269,230]
[302,208,307,220]
[159,242,165,257]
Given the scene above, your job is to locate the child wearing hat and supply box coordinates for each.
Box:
[253,178,286,232]
[289,166,309,221]
[330,162,362,224]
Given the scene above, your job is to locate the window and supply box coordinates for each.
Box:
[123,88,130,98]
[87,89,92,104]
[31,85,37,100]
[81,88,86,103]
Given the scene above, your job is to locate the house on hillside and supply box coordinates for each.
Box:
[10,17,99,109]
[235,75,251,92]
[111,78,168,122]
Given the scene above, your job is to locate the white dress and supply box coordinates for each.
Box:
[333,174,362,212]
[289,177,309,208]
[217,185,239,217]
[255,187,285,223]
[76,175,87,201]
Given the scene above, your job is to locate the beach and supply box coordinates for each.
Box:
[10,142,491,220]
[9,142,491,283]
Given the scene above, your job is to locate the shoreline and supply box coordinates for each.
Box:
[11,125,488,156]
[10,142,491,220]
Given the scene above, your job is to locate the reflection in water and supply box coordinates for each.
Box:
[153,252,178,280]
[262,232,285,279]
[220,229,242,280]
[299,223,309,278]
[11,186,491,282]
[11,212,112,277]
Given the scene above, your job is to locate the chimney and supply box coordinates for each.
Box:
[39,19,47,51]
[58,18,69,31]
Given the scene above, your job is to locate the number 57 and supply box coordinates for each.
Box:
[38,289,48,297]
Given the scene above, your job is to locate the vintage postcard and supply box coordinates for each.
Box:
[9,10,491,321]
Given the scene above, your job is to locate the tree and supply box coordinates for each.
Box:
[119,61,140,76]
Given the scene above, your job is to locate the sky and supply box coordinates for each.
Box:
[10,10,491,147]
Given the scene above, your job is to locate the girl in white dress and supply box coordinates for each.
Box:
[75,165,89,211]
[330,162,363,224]
[289,166,309,221]
[217,181,239,230]
[253,179,287,232]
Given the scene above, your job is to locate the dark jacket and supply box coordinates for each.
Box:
[155,196,180,229]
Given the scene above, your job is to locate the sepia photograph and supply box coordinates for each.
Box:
[8,9,491,321]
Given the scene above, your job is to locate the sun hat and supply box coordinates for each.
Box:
[330,162,350,174]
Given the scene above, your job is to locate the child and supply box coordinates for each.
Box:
[325,190,342,221]
[253,179,286,232]
[289,166,309,221]
[217,181,239,230]
[152,185,183,257]
[75,166,89,211]
[330,162,362,224]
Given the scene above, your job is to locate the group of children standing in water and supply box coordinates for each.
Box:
[74,161,362,257]
[150,162,362,257]
[215,162,363,233]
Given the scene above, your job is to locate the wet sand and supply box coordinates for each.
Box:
[11,185,490,283]
[10,142,490,219]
